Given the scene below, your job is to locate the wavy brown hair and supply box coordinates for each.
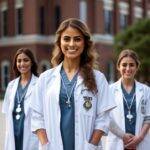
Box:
[51,18,99,93]
[13,48,38,77]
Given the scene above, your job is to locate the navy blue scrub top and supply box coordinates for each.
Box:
[121,83,136,135]
[59,68,78,150]
[13,82,29,150]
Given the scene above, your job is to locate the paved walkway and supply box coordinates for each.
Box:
[0,101,5,150]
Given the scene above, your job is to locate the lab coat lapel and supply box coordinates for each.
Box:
[24,74,38,115]
[76,75,84,89]
[115,79,125,130]
[135,81,143,112]
[52,63,63,104]
[25,74,37,99]
[9,77,19,111]
[115,79,124,111]
[8,78,19,150]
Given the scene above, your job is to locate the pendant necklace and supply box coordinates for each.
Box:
[122,93,135,122]
[61,73,77,108]
[15,80,30,120]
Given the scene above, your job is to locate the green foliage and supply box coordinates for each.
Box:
[114,19,150,83]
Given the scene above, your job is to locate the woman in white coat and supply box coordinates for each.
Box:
[105,49,150,150]
[31,18,116,150]
[2,48,39,150]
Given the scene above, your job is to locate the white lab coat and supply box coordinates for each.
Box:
[31,63,116,150]
[2,74,39,150]
[105,79,150,150]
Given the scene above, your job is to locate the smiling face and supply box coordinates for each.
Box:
[117,56,138,81]
[16,53,32,75]
[60,26,85,61]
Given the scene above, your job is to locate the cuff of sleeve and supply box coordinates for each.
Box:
[94,124,109,136]
[31,120,45,133]
[144,116,150,123]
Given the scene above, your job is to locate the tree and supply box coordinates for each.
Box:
[114,19,150,84]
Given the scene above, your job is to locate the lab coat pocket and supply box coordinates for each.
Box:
[85,141,102,150]
[80,113,95,140]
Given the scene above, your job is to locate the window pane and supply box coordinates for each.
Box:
[120,14,128,30]
[107,61,115,83]
[2,10,8,36]
[55,5,61,29]
[40,6,45,34]
[1,63,10,90]
[17,8,23,34]
[104,10,113,34]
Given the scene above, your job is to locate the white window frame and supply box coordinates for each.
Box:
[15,0,23,8]
[103,0,113,11]
[135,0,142,2]
[15,0,23,35]
[79,0,87,23]
[1,60,10,91]
[134,6,143,19]
[119,2,129,15]
[103,0,113,35]
[119,2,129,30]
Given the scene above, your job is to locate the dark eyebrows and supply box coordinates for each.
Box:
[62,35,83,38]
[17,57,30,61]
[121,62,136,66]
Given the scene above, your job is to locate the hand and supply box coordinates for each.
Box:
[124,135,143,149]
[123,133,134,145]
[89,129,104,146]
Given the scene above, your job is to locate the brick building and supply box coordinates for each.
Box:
[0,0,150,93]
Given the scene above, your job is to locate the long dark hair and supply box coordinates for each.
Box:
[51,18,99,93]
[13,48,38,77]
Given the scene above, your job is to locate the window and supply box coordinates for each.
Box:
[1,61,10,91]
[134,6,143,19]
[119,2,129,30]
[106,61,115,83]
[79,0,87,23]
[1,9,8,36]
[104,10,113,34]
[120,13,128,30]
[16,7,23,34]
[147,11,150,18]
[55,5,61,29]
[40,6,45,34]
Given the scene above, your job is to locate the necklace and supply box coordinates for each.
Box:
[122,93,135,122]
[15,80,30,120]
[61,73,77,108]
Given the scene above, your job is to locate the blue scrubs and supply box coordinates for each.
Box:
[122,83,136,135]
[13,83,29,150]
[59,68,77,150]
